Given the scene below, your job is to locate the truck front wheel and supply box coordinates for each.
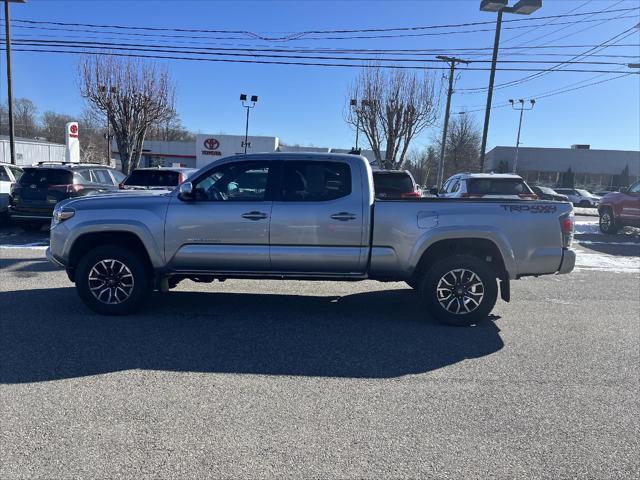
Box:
[75,245,151,315]
[420,255,498,327]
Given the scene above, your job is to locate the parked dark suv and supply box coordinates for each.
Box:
[10,162,126,231]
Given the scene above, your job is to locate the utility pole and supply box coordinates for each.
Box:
[509,98,535,173]
[436,56,470,187]
[4,1,26,165]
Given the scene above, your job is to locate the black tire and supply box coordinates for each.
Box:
[75,244,151,315]
[406,279,419,290]
[419,255,498,327]
[579,200,591,208]
[20,221,44,232]
[599,208,619,234]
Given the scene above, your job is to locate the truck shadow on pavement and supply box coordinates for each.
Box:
[0,286,503,383]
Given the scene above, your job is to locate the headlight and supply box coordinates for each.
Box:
[52,207,75,226]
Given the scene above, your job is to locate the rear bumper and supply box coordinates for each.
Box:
[557,249,576,275]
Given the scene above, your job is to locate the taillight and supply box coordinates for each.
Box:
[400,191,421,199]
[178,173,185,184]
[65,184,84,194]
[560,213,574,248]
[518,193,539,200]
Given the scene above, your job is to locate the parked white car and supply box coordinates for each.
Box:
[554,188,600,208]
[436,173,537,200]
[0,163,24,219]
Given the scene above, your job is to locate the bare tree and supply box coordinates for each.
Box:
[346,66,440,169]
[437,113,481,179]
[13,98,39,138]
[404,146,438,188]
[40,111,76,144]
[146,110,195,142]
[80,56,175,174]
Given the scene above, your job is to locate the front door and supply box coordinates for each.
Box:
[165,160,276,272]
[269,159,367,274]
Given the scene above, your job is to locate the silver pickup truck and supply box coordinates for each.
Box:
[47,153,576,326]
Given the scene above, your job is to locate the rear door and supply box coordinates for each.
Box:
[269,159,367,274]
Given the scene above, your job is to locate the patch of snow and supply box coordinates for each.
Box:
[0,243,48,250]
[575,252,640,273]
[573,207,598,217]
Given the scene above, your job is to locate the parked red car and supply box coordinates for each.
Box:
[598,180,640,233]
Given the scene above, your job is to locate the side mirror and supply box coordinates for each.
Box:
[178,181,194,200]
[429,187,439,196]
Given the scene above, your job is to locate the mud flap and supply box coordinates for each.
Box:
[500,276,510,302]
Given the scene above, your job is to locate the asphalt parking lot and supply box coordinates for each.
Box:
[1,218,639,479]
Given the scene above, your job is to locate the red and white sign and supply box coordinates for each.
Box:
[65,121,80,163]
[201,137,222,156]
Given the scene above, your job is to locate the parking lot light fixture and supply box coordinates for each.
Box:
[240,94,258,154]
[479,0,543,171]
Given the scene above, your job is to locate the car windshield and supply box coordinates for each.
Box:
[467,178,530,195]
[19,168,73,186]
[576,189,592,197]
[124,170,181,188]
[373,172,414,193]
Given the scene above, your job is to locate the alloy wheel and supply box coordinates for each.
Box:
[436,269,485,315]
[88,259,135,305]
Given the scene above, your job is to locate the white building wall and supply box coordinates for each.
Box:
[0,138,66,166]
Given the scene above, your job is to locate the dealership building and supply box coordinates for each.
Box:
[484,145,640,189]
[110,134,381,170]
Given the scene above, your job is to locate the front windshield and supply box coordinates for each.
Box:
[576,189,592,197]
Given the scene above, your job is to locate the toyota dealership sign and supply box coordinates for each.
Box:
[195,134,278,167]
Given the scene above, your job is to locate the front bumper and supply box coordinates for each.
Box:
[46,247,65,268]
[557,249,576,274]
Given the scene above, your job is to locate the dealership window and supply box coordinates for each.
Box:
[281,161,351,202]
[194,161,270,201]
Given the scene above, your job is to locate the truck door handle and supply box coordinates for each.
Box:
[241,211,269,221]
[330,212,357,221]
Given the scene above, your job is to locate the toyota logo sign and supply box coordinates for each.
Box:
[204,138,220,150]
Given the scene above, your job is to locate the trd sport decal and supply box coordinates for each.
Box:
[501,204,558,213]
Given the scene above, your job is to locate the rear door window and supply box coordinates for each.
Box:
[124,170,181,188]
[19,168,73,186]
[281,161,351,201]
[467,178,530,195]
[93,169,115,185]
[373,172,413,195]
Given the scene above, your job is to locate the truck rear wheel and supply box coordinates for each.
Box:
[420,255,498,327]
[75,245,151,315]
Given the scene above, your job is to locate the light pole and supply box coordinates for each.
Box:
[436,55,470,187]
[240,93,258,154]
[509,98,535,173]
[3,0,26,165]
[349,98,371,154]
[478,0,542,171]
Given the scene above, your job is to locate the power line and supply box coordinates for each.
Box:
[2,45,637,75]
[3,37,632,66]
[455,72,635,114]
[500,0,594,45]
[3,8,638,42]
[6,6,639,37]
[457,24,640,92]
